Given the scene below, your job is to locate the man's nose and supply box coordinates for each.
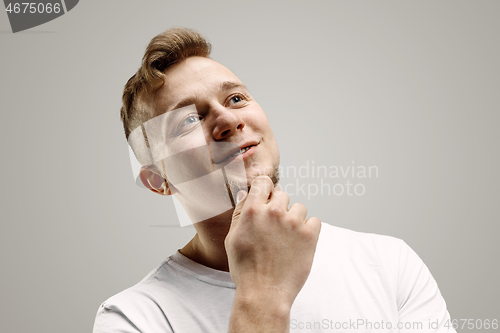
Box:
[211,106,245,140]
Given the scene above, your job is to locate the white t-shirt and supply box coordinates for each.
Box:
[93,223,456,332]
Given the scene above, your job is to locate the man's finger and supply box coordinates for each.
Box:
[305,216,322,236]
[247,176,273,205]
[269,185,290,211]
[288,202,308,221]
[231,190,248,223]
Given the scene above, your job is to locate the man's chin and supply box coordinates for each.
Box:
[226,164,280,193]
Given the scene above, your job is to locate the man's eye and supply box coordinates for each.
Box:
[180,115,201,127]
[228,95,244,106]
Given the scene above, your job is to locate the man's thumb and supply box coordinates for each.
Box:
[236,190,247,205]
[232,190,248,220]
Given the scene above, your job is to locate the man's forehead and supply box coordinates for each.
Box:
[156,57,245,110]
[163,57,241,92]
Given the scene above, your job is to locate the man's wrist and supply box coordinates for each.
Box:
[229,291,291,333]
[233,287,292,320]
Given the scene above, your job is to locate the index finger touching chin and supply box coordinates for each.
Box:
[247,175,273,205]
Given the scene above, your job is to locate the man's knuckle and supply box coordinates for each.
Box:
[285,214,300,226]
[268,205,283,217]
[301,227,315,240]
[275,191,288,200]
[297,202,306,211]
[245,205,257,216]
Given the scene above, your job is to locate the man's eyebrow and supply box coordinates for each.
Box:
[220,81,248,91]
[169,81,248,111]
[170,97,197,112]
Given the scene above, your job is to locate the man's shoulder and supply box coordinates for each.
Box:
[319,222,404,247]
[317,222,406,266]
[96,257,179,313]
[93,259,177,332]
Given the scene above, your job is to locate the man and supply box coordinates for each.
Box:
[93,28,456,332]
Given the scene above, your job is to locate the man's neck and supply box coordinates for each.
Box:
[179,209,233,272]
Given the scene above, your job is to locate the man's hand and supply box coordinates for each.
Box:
[225,176,321,332]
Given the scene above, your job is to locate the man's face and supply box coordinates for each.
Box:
[153,56,280,191]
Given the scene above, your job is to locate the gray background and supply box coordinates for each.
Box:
[1,1,498,332]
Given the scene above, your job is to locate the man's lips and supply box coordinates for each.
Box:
[214,141,259,164]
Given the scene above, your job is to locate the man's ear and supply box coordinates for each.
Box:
[139,165,174,196]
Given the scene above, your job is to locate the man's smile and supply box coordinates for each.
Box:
[214,140,260,164]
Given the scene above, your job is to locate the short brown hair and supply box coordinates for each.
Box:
[120,27,211,140]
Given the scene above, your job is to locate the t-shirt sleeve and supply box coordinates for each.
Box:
[396,241,457,333]
[93,301,141,333]
[92,297,176,333]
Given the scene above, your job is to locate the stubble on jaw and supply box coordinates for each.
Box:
[226,163,281,194]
